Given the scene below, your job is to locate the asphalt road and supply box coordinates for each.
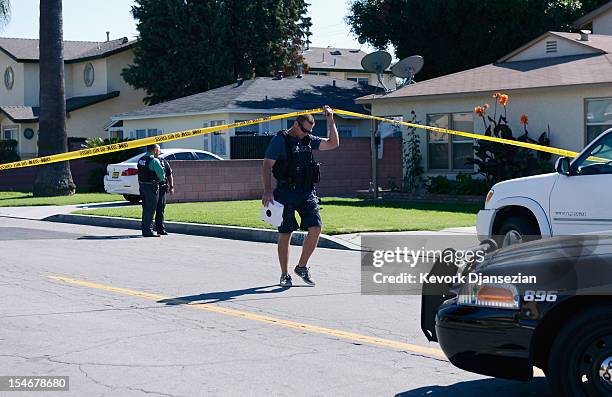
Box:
[0,217,553,397]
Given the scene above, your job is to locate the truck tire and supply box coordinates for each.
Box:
[496,215,539,247]
[123,194,141,204]
[547,305,612,397]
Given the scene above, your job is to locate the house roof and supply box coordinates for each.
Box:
[114,75,373,120]
[0,37,135,63]
[574,1,612,28]
[356,53,612,102]
[0,91,120,122]
[497,31,612,63]
[302,46,389,73]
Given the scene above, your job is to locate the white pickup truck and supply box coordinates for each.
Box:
[477,128,612,246]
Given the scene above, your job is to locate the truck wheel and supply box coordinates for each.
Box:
[548,305,612,397]
[496,215,539,247]
[123,194,141,204]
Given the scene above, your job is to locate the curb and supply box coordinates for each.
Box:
[44,213,359,251]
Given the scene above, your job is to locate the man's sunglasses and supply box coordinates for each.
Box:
[298,121,313,134]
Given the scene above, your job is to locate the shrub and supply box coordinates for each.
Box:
[0,139,20,164]
[425,173,489,196]
[468,94,553,186]
[82,137,144,192]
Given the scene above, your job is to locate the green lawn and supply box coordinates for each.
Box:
[74,197,481,235]
[0,192,123,207]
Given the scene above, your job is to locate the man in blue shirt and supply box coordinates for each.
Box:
[262,106,339,287]
[137,144,166,237]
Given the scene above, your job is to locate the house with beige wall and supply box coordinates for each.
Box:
[303,46,397,90]
[109,74,373,159]
[0,36,145,158]
[356,3,612,177]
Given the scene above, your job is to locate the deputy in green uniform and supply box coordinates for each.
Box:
[137,144,165,237]
[155,151,174,235]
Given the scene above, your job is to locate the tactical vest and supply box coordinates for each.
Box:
[272,130,320,189]
[137,153,160,183]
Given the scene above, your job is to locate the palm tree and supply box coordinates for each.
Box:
[33,0,75,196]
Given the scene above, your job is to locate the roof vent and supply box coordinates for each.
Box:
[545,40,557,53]
[330,50,341,56]
[106,31,110,42]
[580,29,591,41]
[297,63,303,78]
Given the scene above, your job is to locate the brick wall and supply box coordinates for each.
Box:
[168,137,402,202]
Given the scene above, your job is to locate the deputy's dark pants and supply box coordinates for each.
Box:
[155,184,167,232]
[139,182,159,236]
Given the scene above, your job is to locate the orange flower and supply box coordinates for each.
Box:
[498,94,509,106]
[520,114,529,125]
[474,105,486,117]
[484,103,490,109]
[492,92,501,98]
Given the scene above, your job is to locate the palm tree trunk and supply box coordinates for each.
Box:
[33,0,75,196]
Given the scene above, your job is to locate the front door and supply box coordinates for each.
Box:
[550,132,612,235]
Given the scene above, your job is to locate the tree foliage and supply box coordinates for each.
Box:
[123,0,312,105]
[347,0,610,81]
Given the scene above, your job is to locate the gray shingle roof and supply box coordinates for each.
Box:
[114,75,374,119]
[302,46,382,72]
[357,53,612,102]
[0,37,135,62]
[0,91,120,122]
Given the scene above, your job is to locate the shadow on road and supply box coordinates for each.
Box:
[77,235,143,240]
[157,285,308,305]
[395,377,551,397]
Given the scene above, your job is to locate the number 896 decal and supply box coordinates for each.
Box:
[523,290,557,302]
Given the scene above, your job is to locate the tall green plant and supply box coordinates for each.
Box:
[402,110,423,192]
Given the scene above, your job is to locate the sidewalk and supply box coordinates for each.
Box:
[0,202,476,251]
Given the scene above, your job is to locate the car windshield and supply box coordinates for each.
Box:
[575,133,612,174]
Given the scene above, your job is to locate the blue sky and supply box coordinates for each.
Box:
[0,0,375,51]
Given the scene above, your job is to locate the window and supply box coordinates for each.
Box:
[84,63,94,87]
[109,130,123,140]
[337,125,355,138]
[210,120,227,157]
[347,77,369,85]
[586,98,612,144]
[308,71,328,76]
[173,151,196,160]
[234,120,259,136]
[4,66,13,90]
[134,129,159,139]
[573,132,612,175]
[196,152,218,160]
[2,127,16,140]
[426,112,474,170]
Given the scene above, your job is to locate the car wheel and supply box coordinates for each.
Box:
[548,305,612,397]
[496,215,540,247]
[123,194,141,204]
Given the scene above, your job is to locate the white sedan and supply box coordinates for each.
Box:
[104,149,223,203]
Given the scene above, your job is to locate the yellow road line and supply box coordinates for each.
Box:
[46,275,545,377]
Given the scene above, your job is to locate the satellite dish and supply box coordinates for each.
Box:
[391,55,424,86]
[361,50,392,74]
[361,50,392,93]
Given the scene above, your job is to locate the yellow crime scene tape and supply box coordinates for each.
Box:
[0,107,581,172]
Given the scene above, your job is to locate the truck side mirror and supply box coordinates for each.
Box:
[555,156,571,175]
